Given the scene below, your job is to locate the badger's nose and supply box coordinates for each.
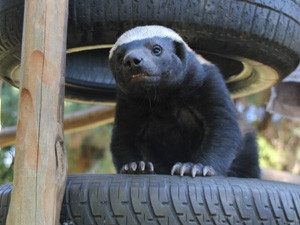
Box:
[123,53,143,68]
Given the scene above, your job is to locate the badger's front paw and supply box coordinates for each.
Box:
[120,161,154,174]
[171,162,215,177]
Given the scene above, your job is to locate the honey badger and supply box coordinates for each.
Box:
[109,25,260,178]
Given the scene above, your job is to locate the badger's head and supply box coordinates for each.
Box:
[109,25,201,98]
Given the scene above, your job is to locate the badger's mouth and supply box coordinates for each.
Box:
[129,73,160,83]
[131,73,149,79]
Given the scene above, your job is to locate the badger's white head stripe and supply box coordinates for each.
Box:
[109,25,188,59]
[109,25,211,65]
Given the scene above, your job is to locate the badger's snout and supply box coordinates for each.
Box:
[123,52,144,69]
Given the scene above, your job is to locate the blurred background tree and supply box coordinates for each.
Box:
[0,81,299,185]
[236,90,300,173]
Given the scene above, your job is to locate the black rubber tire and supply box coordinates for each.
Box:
[1,174,300,225]
[0,0,300,102]
[0,183,11,225]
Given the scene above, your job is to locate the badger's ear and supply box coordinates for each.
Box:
[173,41,186,61]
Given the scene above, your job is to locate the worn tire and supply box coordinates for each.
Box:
[1,174,300,224]
[0,0,300,102]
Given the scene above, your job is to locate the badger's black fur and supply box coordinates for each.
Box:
[109,25,260,178]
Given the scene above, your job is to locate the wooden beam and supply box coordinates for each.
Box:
[0,105,115,147]
[0,126,17,147]
[6,0,69,224]
[63,105,115,132]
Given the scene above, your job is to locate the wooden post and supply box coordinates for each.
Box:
[6,0,68,224]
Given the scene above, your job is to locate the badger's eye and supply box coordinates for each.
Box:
[152,45,162,56]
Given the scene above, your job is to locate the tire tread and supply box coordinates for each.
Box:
[0,175,300,224]
[60,175,300,225]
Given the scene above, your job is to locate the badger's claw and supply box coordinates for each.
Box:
[171,162,215,177]
[120,161,154,174]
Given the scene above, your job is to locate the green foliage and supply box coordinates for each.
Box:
[97,149,115,174]
[1,83,19,127]
[258,135,283,170]
[64,101,92,114]
[0,83,19,184]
